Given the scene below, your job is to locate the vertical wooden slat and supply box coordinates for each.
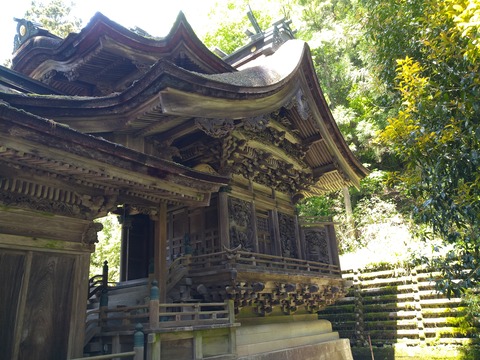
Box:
[19,254,75,360]
[12,250,32,360]
[0,250,27,360]
[68,252,91,359]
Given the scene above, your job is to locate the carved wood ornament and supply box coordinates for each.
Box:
[228,197,254,251]
[305,228,330,263]
[278,213,297,258]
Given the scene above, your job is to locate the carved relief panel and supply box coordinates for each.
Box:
[278,213,297,258]
[304,227,331,264]
[228,197,254,251]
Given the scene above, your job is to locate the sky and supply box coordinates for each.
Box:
[0,0,218,64]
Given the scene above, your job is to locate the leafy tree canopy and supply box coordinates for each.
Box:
[203,0,297,54]
[373,0,480,296]
[90,215,121,282]
[24,0,82,38]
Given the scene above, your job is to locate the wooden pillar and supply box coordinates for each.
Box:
[149,281,160,329]
[225,300,237,357]
[68,252,91,358]
[271,209,282,257]
[342,186,357,241]
[147,333,161,360]
[299,226,307,260]
[218,188,230,249]
[154,202,168,303]
[194,332,203,359]
[250,202,260,253]
[327,224,340,267]
[120,215,131,282]
[112,334,121,355]
[294,214,304,260]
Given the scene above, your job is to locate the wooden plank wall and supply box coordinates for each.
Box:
[0,248,80,360]
[0,251,26,359]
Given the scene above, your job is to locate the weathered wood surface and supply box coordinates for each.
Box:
[92,301,232,333]
[0,251,26,360]
[189,250,341,276]
[18,253,75,360]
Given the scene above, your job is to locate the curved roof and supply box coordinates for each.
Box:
[12,12,234,95]
[0,101,228,211]
[5,13,368,196]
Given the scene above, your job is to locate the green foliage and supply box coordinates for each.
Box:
[462,290,480,330]
[24,0,82,38]
[90,214,121,283]
[299,0,393,169]
[203,0,297,54]
[296,195,336,218]
[373,0,480,295]
[362,0,427,90]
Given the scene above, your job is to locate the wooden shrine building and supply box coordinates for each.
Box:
[0,12,368,360]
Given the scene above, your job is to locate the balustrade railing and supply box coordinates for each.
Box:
[189,250,340,276]
[89,281,234,334]
[88,260,115,300]
[73,323,144,360]
[97,301,232,332]
[166,255,191,291]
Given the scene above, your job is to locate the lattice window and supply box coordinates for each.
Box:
[256,211,273,255]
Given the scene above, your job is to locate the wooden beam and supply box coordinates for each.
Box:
[312,162,337,178]
[302,133,324,146]
[134,115,180,138]
[155,118,197,144]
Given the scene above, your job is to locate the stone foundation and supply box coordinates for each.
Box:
[236,319,353,360]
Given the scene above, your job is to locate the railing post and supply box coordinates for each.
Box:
[227,299,235,325]
[194,303,200,323]
[102,260,109,288]
[99,287,108,330]
[150,280,159,329]
[133,323,144,360]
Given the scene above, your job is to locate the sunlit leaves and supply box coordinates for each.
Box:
[374,0,480,294]
[202,0,298,54]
